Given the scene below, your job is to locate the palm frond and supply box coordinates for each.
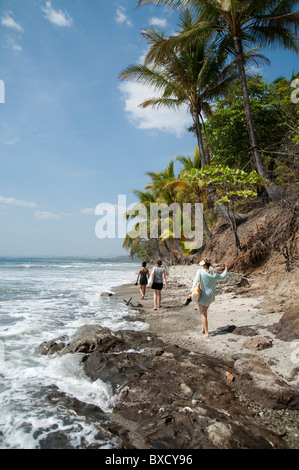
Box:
[250,24,299,52]
[119,64,173,91]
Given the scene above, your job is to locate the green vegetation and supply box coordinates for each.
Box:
[120,1,299,263]
[204,75,299,175]
[182,165,266,252]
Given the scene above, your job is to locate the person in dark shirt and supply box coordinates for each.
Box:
[136,261,149,300]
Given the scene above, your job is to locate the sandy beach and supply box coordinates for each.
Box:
[113,264,299,390]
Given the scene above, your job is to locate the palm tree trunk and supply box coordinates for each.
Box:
[192,112,207,167]
[203,213,212,239]
[200,113,211,165]
[233,35,282,202]
[195,194,212,238]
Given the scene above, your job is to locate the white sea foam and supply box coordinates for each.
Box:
[0,259,141,448]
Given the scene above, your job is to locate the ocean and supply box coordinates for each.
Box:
[0,258,147,449]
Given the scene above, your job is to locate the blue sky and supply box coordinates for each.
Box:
[0,0,298,257]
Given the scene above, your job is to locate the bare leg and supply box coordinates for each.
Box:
[139,285,144,299]
[157,290,162,308]
[140,285,146,300]
[199,304,209,337]
[153,290,157,310]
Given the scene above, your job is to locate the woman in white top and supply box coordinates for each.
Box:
[190,258,229,338]
[150,259,167,310]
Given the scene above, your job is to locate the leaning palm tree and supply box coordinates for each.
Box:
[137,0,299,202]
[125,168,187,263]
[144,161,188,262]
[123,189,163,259]
[175,149,213,238]
[120,11,238,167]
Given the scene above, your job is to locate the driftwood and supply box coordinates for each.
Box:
[123,297,143,308]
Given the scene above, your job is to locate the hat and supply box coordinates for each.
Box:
[199,258,212,266]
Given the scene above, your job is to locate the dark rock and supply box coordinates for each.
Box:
[44,387,124,449]
[216,274,250,294]
[233,326,259,337]
[233,354,299,410]
[237,277,251,288]
[37,335,68,355]
[214,325,236,335]
[82,332,288,448]
[243,336,273,351]
[268,307,299,342]
[40,325,296,449]
[60,325,121,355]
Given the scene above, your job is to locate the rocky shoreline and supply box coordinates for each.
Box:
[38,267,299,449]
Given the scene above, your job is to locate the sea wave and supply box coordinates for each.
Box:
[0,259,143,448]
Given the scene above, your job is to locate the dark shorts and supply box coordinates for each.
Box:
[151,282,163,290]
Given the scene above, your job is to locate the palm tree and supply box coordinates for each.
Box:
[123,189,163,259]
[137,0,299,202]
[145,162,188,262]
[174,149,213,238]
[120,11,238,167]
[120,11,268,223]
[124,163,188,263]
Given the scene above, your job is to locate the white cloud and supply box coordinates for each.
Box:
[41,1,73,28]
[119,81,192,137]
[3,34,22,52]
[115,6,132,27]
[149,17,168,28]
[246,63,265,76]
[80,208,95,215]
[1,13,23,32]
[34,211,63,220]
[4,137,20,146]
[0,196,37,208]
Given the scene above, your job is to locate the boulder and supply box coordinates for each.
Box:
[37,335,68,355]
[233,354,298,409]
[61,325,121,355]
[268,307,299,342]
[233,326,258,337]
[243,336,273,351]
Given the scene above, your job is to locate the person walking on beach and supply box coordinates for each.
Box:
[190,258,229,338]
[136,261,149,300]
[150,259,167,310]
